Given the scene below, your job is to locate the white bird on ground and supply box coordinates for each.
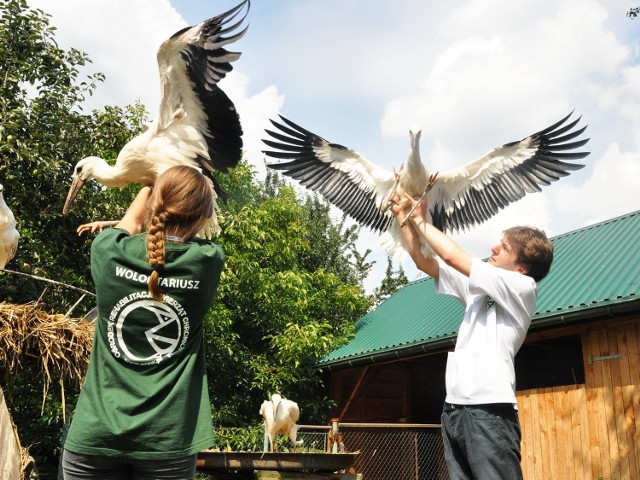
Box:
[259,393,302,453]
[263,112,590,258]
[62,0,250,237]
[0,183,19,270]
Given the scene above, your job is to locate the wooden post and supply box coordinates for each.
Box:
[0,387,21,480]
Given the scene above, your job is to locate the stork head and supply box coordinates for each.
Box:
[409,128,422,150]
[407,128,422,168]
[63,157,100,214]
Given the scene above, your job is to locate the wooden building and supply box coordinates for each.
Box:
[320,210,640,480]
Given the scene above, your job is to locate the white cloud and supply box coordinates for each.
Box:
[555,143,640,225]
[223,73,285,178]
[30,0,184,113]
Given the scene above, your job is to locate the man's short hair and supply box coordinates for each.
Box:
[503,226,554,282]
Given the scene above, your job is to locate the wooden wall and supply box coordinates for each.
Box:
[519,320,639,480]
[329,364,412,422]
[0,386,21,480]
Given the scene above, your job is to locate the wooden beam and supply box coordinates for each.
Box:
[338,365,370,422]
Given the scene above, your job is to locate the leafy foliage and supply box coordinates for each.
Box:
[370,257,409,307]
[206,171,371,425]
[0,0,143,312]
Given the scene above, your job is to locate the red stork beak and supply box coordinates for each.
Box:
[62,176,86,214]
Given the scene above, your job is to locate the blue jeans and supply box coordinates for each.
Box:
[441,403,523,480]
[62,449,197,480]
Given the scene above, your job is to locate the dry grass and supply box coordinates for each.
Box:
[0,301,93,397]
[0,302,94,479]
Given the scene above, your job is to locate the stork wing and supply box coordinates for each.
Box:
[263,115,397,233]
[430,112,590,233]
[154,0,249,174]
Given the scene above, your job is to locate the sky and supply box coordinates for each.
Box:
[26,0,640,293]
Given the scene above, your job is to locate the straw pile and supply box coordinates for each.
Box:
[0,302,94,479]
[0,302,94,393]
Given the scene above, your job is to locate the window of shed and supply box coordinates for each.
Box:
[515,335,585,391]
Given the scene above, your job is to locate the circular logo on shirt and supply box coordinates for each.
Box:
[107,292,190,365]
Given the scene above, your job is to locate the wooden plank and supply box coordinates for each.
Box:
[562,386,577,480]
[537,388,551,480]
[585,330,605,479]
[0,387,21,480]
[518,390,534,480]
[575,385,593,479]
[543,388,558,480]
[529,389,543,480]
[254,471,363,480]
[622,323,640,478]
[591,329,612,479]
[566,386,579,479]
[606,326,628,479]
[553,386,567,480]
[616,324,638,480]
[598,329,618,479]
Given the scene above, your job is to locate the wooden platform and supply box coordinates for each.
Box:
[199,471,361,480]
[196,451,361,479]
[255,472,362,480]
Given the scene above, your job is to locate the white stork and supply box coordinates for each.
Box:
[262,112,590,258]
[62,0,250,236]
[259,393,302,453]
[0,183,19,270]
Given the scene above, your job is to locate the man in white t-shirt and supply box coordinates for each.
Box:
[391,193,554,480]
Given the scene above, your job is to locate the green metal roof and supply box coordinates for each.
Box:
[321,210,640,369]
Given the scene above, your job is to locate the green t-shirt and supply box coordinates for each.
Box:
[64,228,224,459]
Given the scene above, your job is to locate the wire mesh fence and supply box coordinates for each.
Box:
[198,423,448,479]
[338,423,448,480]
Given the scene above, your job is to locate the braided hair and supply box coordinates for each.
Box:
[146,166,215,301]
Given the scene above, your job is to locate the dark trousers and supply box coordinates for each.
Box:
[441,403,523,480]
[62,449,197,480]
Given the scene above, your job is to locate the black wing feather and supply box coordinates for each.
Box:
[263,115,393,232]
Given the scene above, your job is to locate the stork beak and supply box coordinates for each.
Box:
[62,176,85,214]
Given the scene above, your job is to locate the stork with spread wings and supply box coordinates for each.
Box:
[63,0,250,237]
[263,112,590,258]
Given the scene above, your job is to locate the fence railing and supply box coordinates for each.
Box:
[337,423,447,480]
[294,422,447,480]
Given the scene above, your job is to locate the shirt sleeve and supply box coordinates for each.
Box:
[435,257,469,305]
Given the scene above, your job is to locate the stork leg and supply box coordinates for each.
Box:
[380,164,404,212]
[400,173,439,228]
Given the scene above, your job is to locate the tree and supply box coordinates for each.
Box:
[205,170,371,425]
[0,0,144,312]
[370,257,409,306]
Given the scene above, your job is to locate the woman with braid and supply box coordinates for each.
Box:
[63,166,224,480]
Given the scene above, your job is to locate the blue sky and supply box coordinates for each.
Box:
[28,0,640,292]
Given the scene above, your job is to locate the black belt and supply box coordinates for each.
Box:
[444,402,514,411]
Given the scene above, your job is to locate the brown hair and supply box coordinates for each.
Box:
[146,166,214,301]
[503,226,554,282]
